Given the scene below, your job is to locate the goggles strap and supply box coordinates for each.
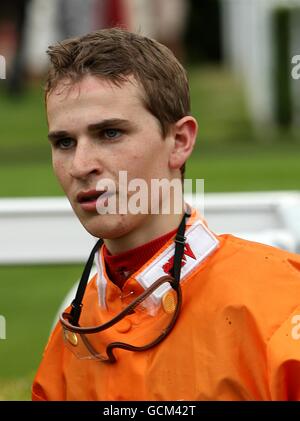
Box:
[170,209,191,287]
[69,209,191,325]
[70,238,103,325]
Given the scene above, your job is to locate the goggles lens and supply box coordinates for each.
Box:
[60,276,181,362]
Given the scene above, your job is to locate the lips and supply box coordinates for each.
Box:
[76,189,108,212]
[77,189,105,204]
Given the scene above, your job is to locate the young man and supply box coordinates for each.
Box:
[32,28,300,401]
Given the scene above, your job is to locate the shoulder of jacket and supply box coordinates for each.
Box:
[206,234,300,286]
[219,233,300,268]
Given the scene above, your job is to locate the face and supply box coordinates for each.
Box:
[47,75,178,240]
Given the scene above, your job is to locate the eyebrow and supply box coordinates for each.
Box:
[87,118,133,132]
[48,118,133,142]
[48,130,69,143]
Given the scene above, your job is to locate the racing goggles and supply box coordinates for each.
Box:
[60,209,190,363]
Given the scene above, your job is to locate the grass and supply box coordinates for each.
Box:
[1,65,300,400]
[186,142,300,191]
[0,84,48,163]
[0,376,34,401]
[188,66,253,147]
[0,161,62,197]
[0,264,82,400]
[188,66,300,192]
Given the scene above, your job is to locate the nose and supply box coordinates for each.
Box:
[69,138,102,179]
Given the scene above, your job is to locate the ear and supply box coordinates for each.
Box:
[168,116,198,171]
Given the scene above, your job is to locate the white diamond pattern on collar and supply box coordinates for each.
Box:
[135,219,219,304]
[95,217,219,310]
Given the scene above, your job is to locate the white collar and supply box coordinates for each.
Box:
[95,211,219,310]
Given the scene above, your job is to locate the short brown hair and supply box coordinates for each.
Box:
[46,28,190,177]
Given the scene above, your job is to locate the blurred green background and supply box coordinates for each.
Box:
[1,67,300,400]
[1,0,300,402]
[2,67,300,198]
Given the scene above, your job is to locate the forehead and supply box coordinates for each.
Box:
[46,75,147,128]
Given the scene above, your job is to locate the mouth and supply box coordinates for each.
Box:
[76,189,106,205]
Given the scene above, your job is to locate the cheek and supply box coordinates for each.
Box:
[133,140,167,170]
[52,157,68,187]
[126,153,155,179]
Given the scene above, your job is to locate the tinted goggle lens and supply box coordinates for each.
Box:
[60,276,181,362]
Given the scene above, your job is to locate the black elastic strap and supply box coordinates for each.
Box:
[70,238,103,325]
[170,209,191,286]
[70,209,191,324]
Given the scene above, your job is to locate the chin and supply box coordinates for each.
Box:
[79,213,134,240]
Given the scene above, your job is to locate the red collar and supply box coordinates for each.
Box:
[103,228,177,288]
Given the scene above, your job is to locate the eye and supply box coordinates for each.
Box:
[103,129,122,140]
[55,138,75,150]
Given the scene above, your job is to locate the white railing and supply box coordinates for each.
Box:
[1,191,300,265]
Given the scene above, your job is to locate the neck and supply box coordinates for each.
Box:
[104,211,184,255]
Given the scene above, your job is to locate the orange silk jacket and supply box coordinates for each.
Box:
[32,211,300,400]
